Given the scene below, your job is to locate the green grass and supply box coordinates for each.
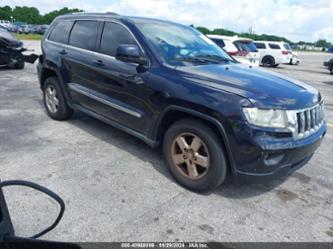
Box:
[13,33,43,41]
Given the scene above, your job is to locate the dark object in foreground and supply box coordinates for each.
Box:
[0,28,38,69]
[0,180,80,249]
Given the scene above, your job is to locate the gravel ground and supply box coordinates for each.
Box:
[0,41,332,242]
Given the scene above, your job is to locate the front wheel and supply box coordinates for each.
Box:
[163,119,228,192]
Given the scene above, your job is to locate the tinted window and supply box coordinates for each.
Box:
[100,22,137,56]
[48,20,73,44]
[234,41,258,52]
[211,38,225,48]
[284,43,291,50]
[254,42,266,49]
[269,43,281,49]
[69,21,99,50]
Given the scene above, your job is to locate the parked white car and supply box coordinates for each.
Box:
[207,35,260,67]
[253,41,293,67]
[0,20,12,30]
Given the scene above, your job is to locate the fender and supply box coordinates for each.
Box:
[153,105,237,174]
[38,62,72,102]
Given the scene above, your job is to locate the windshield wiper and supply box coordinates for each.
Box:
[172,56,215,64]
[195,54,234,63]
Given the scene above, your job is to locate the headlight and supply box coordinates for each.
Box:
[242,107,289,128]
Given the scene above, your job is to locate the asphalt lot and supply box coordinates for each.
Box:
[1,41,333,242]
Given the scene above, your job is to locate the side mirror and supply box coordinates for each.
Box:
[0,180,80,249]
[116,44,148,65]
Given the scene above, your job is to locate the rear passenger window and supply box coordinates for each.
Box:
[100,22,137,57]
[48,20,73,44]
[268,43,281,49]
[69,21,99,50]
[254,43,266,49]
[211,39,225,48]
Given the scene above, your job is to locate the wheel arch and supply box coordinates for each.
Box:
[261,55,276,65]
[153,105,237,174]
[39,66,71,101]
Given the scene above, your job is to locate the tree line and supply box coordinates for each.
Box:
[0,5,82,24]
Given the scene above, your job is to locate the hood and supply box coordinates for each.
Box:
[177,63,320,109]
[0,29,23,48]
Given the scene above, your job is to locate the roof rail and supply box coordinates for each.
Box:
[65,12,120,16]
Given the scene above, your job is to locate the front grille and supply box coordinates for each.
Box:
[295,102,324,139]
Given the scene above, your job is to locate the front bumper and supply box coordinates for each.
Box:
[228,122,326,183]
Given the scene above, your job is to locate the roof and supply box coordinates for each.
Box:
[56,12,184,26]
[254,41,288,44]
[207,34,254,42]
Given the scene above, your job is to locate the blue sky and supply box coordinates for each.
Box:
[2,0,333,42]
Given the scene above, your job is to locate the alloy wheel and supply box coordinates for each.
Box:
[45,85,59,113]
[171,132,210,180]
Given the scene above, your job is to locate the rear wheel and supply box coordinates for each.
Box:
[262,56,275,67]
[330,65,333,75]
[163,119,228,192]
[43,77,73,120]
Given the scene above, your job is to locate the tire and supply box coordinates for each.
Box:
[14,55,25,69]
[43,76,73,120]
[163,118,228,192]
[262,56,275,67]
[330,66,333,75]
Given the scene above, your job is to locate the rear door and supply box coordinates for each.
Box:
[65,20,104,110]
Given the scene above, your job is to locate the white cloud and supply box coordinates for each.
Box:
[2,0,333,42]
[105,0,333,42]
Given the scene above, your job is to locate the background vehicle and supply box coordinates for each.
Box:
[324,58,333,74]
[38,13,325,192]
[254,41,292,67]
[0,20,12,30]
[0,28,25,69]
[290,51,300,65]
[0,28,38,69]
[207,35,260,66]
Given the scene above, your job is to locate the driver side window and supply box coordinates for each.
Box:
[100,22,138,57]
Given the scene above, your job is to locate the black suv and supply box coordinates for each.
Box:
[38,13,326,192]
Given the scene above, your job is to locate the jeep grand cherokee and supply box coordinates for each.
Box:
[37,13,326,192]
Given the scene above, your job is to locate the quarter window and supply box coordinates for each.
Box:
[211,38,225,48]
[254,43,266,49]
[268,43,281,49]
[100,22,137,57]
[69,21,99,50]
[48,20,73,44]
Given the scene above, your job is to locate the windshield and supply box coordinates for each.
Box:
[136,21,234,67]
[234,41,258,52]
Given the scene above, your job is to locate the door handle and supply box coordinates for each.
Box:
[58,49,67,55]
[119,74,144,85]
[93,59,104,67]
